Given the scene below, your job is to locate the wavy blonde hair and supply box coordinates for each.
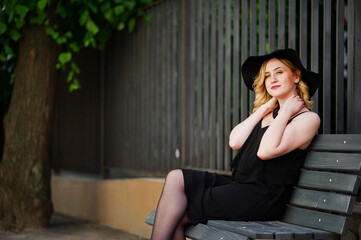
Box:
[252,58,314,112]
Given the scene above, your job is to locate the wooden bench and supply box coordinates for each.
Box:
[146,134,361,239]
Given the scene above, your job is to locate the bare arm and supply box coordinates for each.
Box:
[229,98,277,150]
[257,96,320,160]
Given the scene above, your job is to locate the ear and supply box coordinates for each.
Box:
[294,70,301,84]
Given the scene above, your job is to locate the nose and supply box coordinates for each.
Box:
[269,74,277,83]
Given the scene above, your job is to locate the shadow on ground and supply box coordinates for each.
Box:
[0,213,147,240]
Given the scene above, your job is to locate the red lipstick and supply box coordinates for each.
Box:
[271,85,281,90]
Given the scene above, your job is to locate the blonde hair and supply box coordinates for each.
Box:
[252,58,314,112]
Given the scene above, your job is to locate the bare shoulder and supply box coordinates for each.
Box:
[292,111,321,129]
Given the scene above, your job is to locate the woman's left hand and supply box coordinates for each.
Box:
[281,95,304,118]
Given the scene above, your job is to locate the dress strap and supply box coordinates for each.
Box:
[287,111,308,124]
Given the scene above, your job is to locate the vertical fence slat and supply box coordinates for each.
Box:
[172,0,179,169]
[224,0,232,170]
[355,0,361,133]
[323,0,332,133]
[189,0,196,168]
[196,0,203,168]
[259,0,266,55]
[299,0,307,65]
[210,0,217,169]
[203,0,210,168]
[336,0,345,134]
[232,0,240,161]
[249,0,256,110]
[241,0,249,121]
[268,0,276,52]
[288,0,296,49]
[278,0,285,48]
[311,0,319,115]
[165,0,171,170]
[347,0,354,133]
[217,0,224,170]
[233,0,240,128]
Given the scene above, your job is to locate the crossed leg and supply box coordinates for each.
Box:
[151,169,188,240]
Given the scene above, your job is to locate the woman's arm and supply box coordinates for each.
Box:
[229,97,277,150]
[257,96,320,160]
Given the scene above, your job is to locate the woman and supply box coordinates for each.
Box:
[151,49,321,240]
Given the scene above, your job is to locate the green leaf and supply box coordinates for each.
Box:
[29,12,47,24]
[10,29,21,41]
[124,1,136,10]
[115,0,123,3]
[128,18,136,32]
[114,5,125,15]
[117,22,125,30]
[10,74,14,85]
[100,2,111,12]
[86,19,99,34]
[46,27,59,39]
[4,44,13,56]
[104,9,114,22]
[71,62,80,74]
[145,13,152,22]
[88,3,98,13]
[69,42,80,52]
[58,52,72,65]
[15,5,29,19]
[56,6,68,19]
[15,17,25,28]
[64,31,73,39]
[69,79,81,92]
[0,53,6,62]
[83,32,95,47]
[37,0,48,11]
[67,71,74,82]
[56,37,67,45]
[79,10,89,26]
[0,21,7,34]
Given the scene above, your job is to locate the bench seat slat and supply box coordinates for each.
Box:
[185,223,250,240]
[311,134,361,152]
[304,152,361,171]
[289,188,356,214]
[297,170,360,194]
[146,211,250,240]
[263,221,332,239]
[208,220,333,239]
[207,220,277,239]
[282,206,350,235]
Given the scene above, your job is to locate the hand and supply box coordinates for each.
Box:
[281,95,304,117]
[261,97,278,113]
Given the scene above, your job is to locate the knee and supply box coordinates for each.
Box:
[164,169,184,191]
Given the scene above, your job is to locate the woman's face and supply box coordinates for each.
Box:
[264,58,300,99]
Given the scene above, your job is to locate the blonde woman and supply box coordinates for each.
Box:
[151,49,320,240]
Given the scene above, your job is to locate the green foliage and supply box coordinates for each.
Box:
[0,0,155,92]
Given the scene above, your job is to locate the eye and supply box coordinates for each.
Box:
[264,75,270,80]
[276,71,283,74]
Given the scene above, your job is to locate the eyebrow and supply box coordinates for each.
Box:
[265,66,282,74]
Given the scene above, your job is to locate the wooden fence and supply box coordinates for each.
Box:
[52,0,361,176]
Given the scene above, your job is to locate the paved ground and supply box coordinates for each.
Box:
[0,213,148,240]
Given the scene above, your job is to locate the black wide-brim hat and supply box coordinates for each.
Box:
[241,48,320,97]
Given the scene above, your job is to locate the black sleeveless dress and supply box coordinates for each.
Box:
[182,112,308,225]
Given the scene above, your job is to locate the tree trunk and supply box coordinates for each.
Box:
[0,17,60,230]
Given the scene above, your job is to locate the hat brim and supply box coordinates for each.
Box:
[241,48,319,97]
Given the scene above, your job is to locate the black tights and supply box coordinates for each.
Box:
[151,169,189,240]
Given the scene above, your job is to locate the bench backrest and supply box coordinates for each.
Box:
[281,134,361,235]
